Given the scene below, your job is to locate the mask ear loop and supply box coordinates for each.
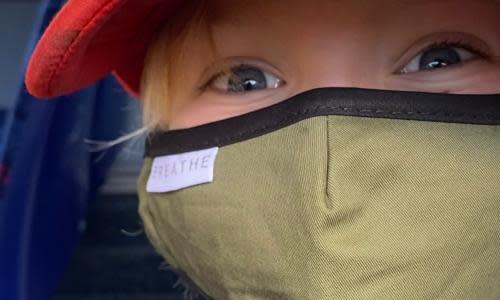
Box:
[158,262,213,300]
[84,112,212,299]
[120,220,144,237]
[84,127,148,152]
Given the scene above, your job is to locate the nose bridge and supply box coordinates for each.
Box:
[295,32,382,90]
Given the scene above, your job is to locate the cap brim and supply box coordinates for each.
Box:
[25,0,180,99]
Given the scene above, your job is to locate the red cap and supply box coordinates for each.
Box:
[25,0,181,99]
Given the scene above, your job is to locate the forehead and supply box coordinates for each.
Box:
[208,0,499,26]
[202,0,500,73]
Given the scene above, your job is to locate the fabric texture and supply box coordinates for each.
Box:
[137,115,500,299]
[145,88,500,157]
[25,0,180,99]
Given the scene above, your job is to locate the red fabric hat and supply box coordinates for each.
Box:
[25,0,181,99]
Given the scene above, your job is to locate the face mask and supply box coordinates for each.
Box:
[137,88,500,300]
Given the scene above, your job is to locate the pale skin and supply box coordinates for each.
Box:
[164,0,500,130]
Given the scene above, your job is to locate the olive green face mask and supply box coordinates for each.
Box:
[137,88,500,300]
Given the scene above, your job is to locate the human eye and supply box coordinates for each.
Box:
[400,43,476,74]
[398,35,491,75]
[205,64,285,94]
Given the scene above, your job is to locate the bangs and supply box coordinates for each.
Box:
[140,0,219,132]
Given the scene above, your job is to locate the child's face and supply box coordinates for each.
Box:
[165,0,500,129]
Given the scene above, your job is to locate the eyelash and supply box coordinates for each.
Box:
[202,69,229,90]
[395,37,492,75]
[420,38,489,59]
[199,37,492,91]
[199,61,281,92]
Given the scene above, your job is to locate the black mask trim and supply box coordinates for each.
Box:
[145,87,500,157]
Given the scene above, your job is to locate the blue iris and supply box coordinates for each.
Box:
[227,66,267,92]
[419,47,461,70]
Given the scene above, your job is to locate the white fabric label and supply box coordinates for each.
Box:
[146,147,219,193]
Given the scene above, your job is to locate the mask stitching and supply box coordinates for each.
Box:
[44,0,123,95]
[151,105,497,154]
[325,117,334,210]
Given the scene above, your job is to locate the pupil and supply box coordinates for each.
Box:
[243,79,258,90]
[419,47,461,71]
[227,66,267,92]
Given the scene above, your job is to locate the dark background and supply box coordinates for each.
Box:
[0,1,197,299]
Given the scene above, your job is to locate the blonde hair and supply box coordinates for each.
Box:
[140,0,212,133]
[86,1,213,152]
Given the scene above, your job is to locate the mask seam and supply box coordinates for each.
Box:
[325,117,333,210]
[146,195,217,299]
[142,193,213,299]
[138,160,205,297]
[148,104,498,156]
